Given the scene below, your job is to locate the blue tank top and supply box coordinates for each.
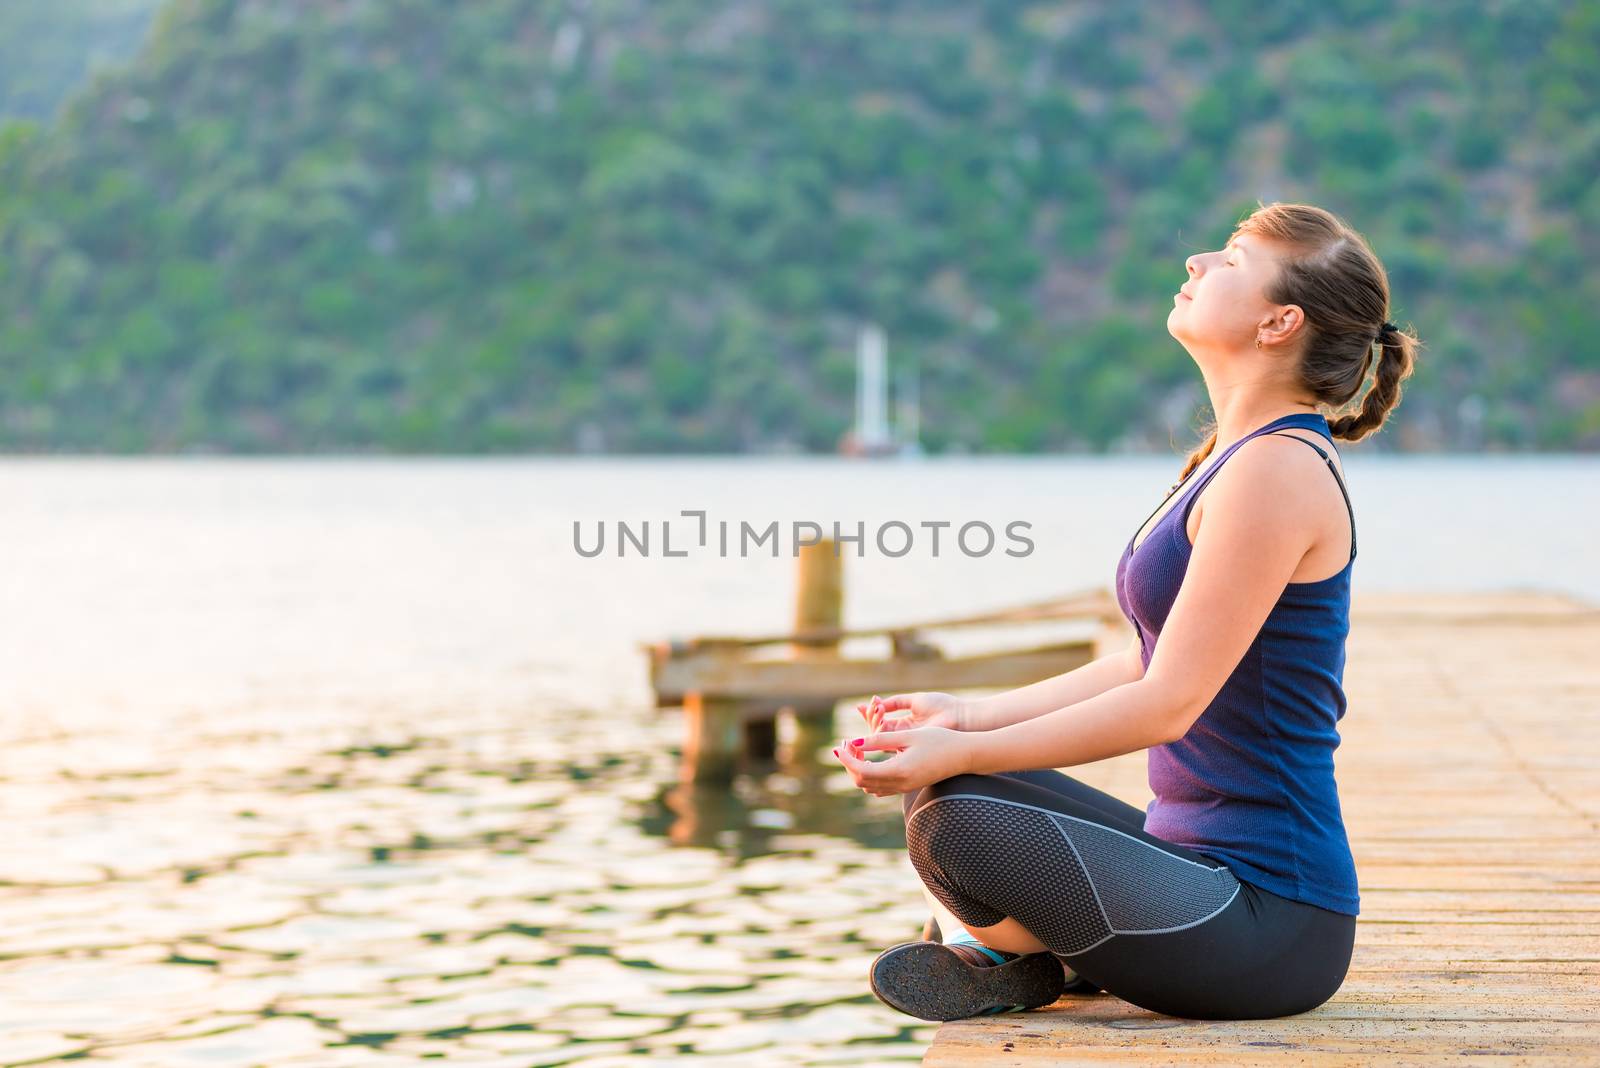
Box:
[1114,411,1361,916]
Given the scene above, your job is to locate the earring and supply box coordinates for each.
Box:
[1254,337,1261,349]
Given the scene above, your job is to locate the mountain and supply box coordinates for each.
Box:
[0,0,1596,453]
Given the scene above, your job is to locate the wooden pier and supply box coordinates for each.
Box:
[645,539,1130,782]
[923,589,1600,1065]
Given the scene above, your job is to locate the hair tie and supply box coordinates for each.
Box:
[1376,320,1398,343]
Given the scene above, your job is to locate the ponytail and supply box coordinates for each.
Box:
[1328,322,1419,442]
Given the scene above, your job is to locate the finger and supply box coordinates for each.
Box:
[860,756,900,793]
[836,739,866,780]
[839,739,886,781]
[877,694,914,713]
[856,731,911,753]
[838,755,864,790]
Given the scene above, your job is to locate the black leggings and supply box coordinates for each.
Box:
[902,770,1356,1019]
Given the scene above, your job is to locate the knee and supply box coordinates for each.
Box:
[903,773,973,836]
[903,773,992,822]
[903,775,997,869]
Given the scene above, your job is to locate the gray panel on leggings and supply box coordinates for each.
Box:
[907,796,1112,955]
[1049,813,1239,933]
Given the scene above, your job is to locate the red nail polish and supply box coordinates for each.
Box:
[852,738,863,746]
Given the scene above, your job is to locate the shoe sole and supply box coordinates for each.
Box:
[868,941,1066,1021]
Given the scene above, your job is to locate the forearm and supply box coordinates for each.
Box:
[966,642,1143,732]
[963,678,1179,775]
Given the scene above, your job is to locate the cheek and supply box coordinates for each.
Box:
[1199,276,1249,321]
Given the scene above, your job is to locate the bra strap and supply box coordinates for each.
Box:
[1262,430,1358,562]
[1175,420,1304,530]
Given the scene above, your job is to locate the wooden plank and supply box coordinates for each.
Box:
[645,585,1121,651]
[923,591,1600,1065]
[927,1015,1600,1056]
[658,640,1097,701]
[926,1015,1600,1066]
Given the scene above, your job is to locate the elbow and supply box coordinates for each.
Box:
[1157,713,1195,746]
[1150,684,1206,746]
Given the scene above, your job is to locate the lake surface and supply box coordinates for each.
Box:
[2,455,1595,1065]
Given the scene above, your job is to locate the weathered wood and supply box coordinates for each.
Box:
[680,692,744,783]
[648,580,1124,706]
[656,639,1097,703]
[792,538,843,654]
[923,591,1600,1065]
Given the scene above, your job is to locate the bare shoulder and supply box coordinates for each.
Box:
[1266,429,1347,479]
[1191,432,1341,531]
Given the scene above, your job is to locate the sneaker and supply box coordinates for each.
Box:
[868,940,1066,1021]
[918,917,1101,995]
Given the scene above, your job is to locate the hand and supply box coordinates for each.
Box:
[854,691,974,735]
[832,725,971,797]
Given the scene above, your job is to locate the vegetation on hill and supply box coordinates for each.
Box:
[0,0,1596,453]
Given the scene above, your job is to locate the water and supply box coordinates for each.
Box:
[2,455,1595,1065]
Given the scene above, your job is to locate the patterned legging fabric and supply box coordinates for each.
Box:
[902,770,1357,1019]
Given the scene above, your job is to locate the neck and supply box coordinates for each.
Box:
[1200,373,1320,452]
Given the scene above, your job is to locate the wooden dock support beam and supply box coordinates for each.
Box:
[663,541,1123,782]
[679,539,844,782]
[680,692,745,783]
[786,539,843,761]
[792,538,843,652]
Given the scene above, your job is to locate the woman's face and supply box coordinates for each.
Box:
[1168,232,1296,354]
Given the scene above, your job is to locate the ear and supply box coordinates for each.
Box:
[1261,303,1306,348]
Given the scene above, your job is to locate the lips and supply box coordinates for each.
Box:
[1176,290,1193,301]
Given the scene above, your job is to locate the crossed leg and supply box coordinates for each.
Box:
[897,768,1362,1020]
[947,899,1051,955]
[901,769,1235,961]
[902,769,1157,955]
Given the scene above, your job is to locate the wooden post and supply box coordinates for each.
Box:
[787,538,843,759]
[681,692,744,783]
[793,538,843,651]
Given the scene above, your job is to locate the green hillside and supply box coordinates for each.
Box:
[0,0,1596,453]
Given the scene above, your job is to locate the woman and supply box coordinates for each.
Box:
[833,202,1420,1022]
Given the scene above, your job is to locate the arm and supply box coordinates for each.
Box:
[965,637,1145,732]
[965,676,1179,773]
[963,440,1322,775]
